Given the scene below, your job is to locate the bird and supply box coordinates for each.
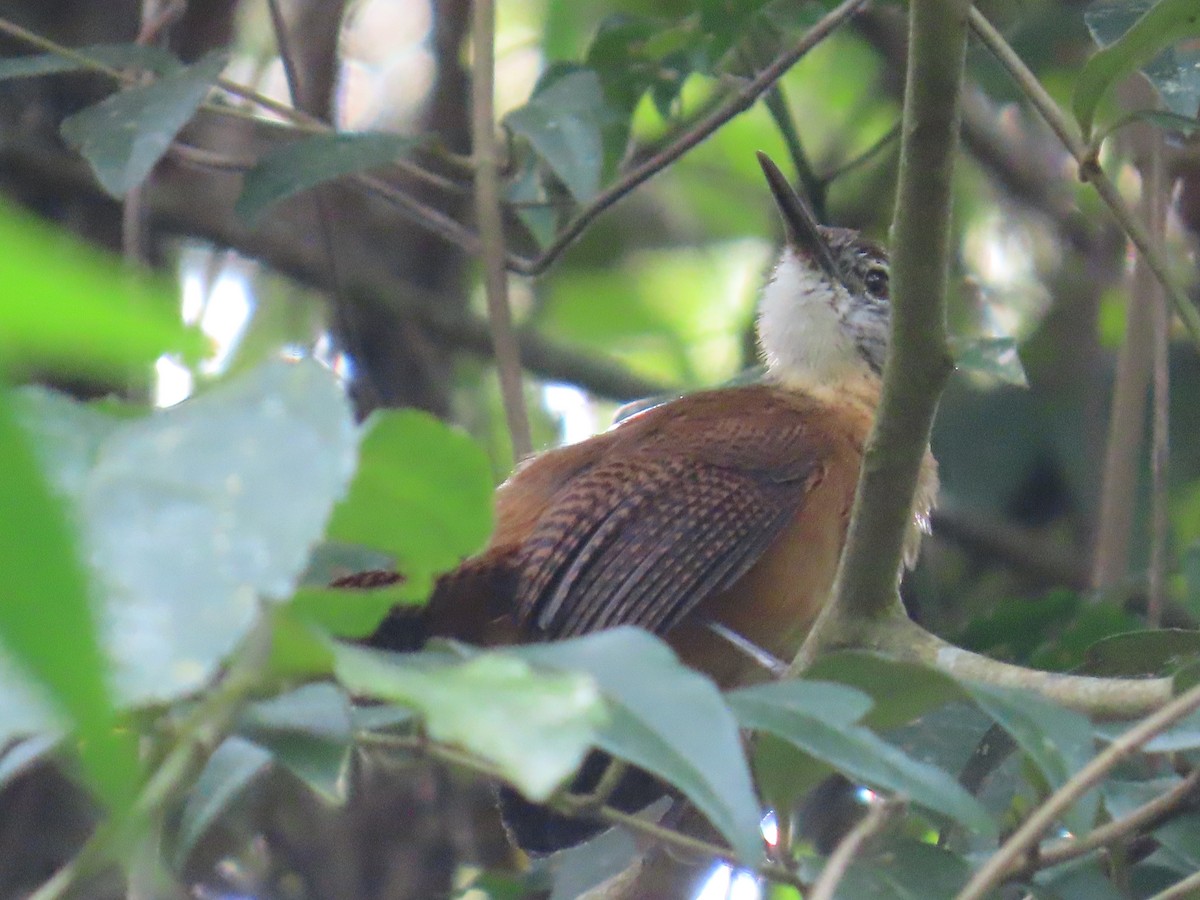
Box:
[350,151,938,850]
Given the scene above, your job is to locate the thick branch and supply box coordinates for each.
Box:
[871,615,1172,719]
[794,0,965,668]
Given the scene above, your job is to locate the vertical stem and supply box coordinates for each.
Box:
[1092,90,1159,591]
[794,0,965,667]
[471,0,533,459]
[1147,140,1169,627]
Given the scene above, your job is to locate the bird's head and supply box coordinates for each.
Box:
[755,152,890,388]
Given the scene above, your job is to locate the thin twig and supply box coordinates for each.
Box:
[510,0,873,276]
[1007,768,1200,877]
[820,121,902,186]
[809,799,898,900]
[1147,138,1170,628]
[360,731,799,886]
[135,0,186,46]
[968,8,1200,351]
[470,0,532,458]
[0,15,460,201]
[1092,101,1159,590]
[955,681,1200,900]
[29,616,275,900]
[0,16,126,80]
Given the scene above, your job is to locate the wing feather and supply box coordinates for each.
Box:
[516,448,819,640]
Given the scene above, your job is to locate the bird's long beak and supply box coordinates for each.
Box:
[756,152,843,286]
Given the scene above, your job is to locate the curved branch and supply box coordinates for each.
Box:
[871,614,1173,719]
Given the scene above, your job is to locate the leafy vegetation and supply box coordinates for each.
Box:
[2,0,1200,899]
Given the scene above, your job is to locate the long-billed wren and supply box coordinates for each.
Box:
[356,151,938,849]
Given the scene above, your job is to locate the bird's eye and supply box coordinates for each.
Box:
[864,267,889,298]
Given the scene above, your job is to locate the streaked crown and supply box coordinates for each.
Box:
[755,153,891,386]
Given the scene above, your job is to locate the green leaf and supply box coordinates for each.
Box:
[506,69,612,202]
[726,680,874,728]
[0,384,138,811]
[288,584,410,639]
[1081,629,1200,677]
[1102,775,1179,818]
[1086,0,1200,122]
[817,836,970,900]
[1075,0,1200,139]
[730,691,996,837]
[60,51,227,196]
[0,44,181,80]
[514,628,764,862]
[173,735,272,866]
[351,703,416,733]
[1152,814,1200,868]
[236,683,352,802]
[950,336,1028,387]
[266,607,335,679]
[728,680,874,815]
[507,155,557,250]
[325,409,493,599]
[17,359,356,708]
[332,643,606,801]
[804,652,965,730]
[1098,108,1200,141]
[960,683,1098,836]
[235,132,426,223]
[0,200,206,377]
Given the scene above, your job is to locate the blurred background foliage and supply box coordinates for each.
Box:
[1,0,1200,897]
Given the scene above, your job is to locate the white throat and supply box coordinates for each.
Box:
[757,249,864,386]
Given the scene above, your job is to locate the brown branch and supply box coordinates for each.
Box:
[968,8,1200,352]
[1147,138,1170,627]
[508,0,873,276]
[956,681,1200,900]
[471,0,531,458]
[1007,768,1200,878]
[808,800,898,900]
[1093,134,1158,589]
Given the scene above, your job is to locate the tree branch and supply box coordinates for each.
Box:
[955,681,1200,900]
[1008,768,1200,878]
[968,8,1200,352]
[470,0,532,458]
[871,615,1172,719]
[794,0,966,669]
[509,0,872,275]
[808,799,897,900]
